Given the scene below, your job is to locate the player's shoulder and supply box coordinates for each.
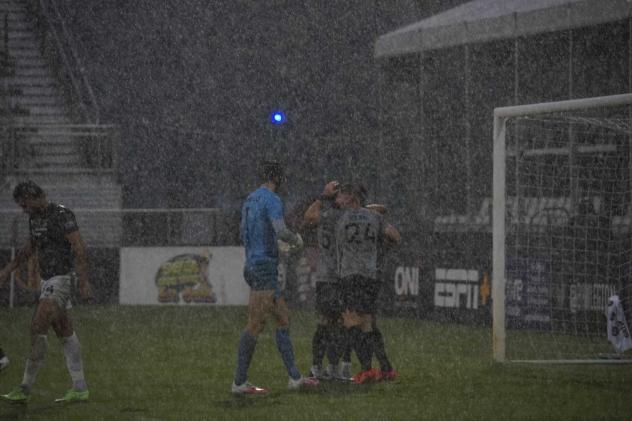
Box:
[49,202,75,217]
[345,207,378,218]
[261,188,282,206]
[322,206,343,218]
[49,202,79,231]
[361,207,384,221]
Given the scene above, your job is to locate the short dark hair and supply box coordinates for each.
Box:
[13,180,45,202]
[339,183,367,206]
[260,161,285,184]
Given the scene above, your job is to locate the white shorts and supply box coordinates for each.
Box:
[39,275,73,310]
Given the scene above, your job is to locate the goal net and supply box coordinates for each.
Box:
[492,94,632,363]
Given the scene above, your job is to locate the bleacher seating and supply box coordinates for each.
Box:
[0,0,122,247]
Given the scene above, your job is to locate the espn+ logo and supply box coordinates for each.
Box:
[434,268,479,309]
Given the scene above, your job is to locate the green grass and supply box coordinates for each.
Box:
[1,305,632,420]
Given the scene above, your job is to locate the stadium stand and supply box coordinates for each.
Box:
[0,0,121,248]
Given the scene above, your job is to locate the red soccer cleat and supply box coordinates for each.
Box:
[352,368,379,384]
[377,369,399,381]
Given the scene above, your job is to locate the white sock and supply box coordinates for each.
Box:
[22,334,48,391]
[61,332,87,391]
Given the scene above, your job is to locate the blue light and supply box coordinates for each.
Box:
[270,110,286,125]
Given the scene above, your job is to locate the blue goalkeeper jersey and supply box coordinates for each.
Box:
[240,186,284,266]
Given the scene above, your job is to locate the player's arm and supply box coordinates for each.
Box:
[67,230,91,300]
[303,180,339,226]
[268,194,303,248]
[0,242,34,286]
[272,218,303,248]
[303,200,323,226]
[13,266,28,290]
[26,254,40,291]
[384,222,401,245]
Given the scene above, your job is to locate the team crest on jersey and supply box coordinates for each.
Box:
[30,218,47,239]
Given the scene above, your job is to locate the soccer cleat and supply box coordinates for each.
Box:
[322,364,338,381]
[0,356,8,372]
[377,369,399,381]
[231,381,268,395]
[352,368,380,384]
[54,389,90,403]
[308,365,322,379]
[339,361,352,379]
[288,376,319,390]
[1,387,29,403]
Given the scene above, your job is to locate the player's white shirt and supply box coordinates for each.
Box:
[606,295,632,353]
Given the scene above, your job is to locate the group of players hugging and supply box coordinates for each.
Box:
[232,162,400,395]
[304,180,400,385]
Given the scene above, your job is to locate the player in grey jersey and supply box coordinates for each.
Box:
[334,184,400,384]
[304,180,347,379]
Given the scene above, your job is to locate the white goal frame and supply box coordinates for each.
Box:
[492,93,632,363]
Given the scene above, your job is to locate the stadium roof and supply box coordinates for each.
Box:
[375,0,632,58]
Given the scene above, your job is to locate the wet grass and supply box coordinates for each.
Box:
[1,305,631,420]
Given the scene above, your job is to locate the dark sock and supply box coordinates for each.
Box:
[276,328,301,380]
[327,326,344,366]
[372,328,392,372]
[360,332,375,371]
[343,329,353,363]
[312,324,329,367]
[350,327,372,371]
[234,331,257,386]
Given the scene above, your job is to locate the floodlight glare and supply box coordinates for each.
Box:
[270,110,286,125]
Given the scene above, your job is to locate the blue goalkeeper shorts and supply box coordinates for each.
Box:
[243,260,279,292]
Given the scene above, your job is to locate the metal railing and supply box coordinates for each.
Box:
[0,123,119,175]
[0,208,240,249]
[27,0,100,123]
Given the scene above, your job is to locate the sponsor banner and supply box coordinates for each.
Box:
[434,268,480,310]
[119,247,249,305]
[392,265,421,311]
[569,283,616,314]
[506,258,551,327]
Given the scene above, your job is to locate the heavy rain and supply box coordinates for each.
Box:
[1,0,632,419]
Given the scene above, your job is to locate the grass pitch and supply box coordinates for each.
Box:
[1,305,632,420]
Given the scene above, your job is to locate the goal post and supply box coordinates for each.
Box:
[493,93,632,363]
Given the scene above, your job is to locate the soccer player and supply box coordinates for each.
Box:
[334,184,401,384]
[232,161,319,395]
[0,181,91,403]
[0,348,8,372]
[303,180,347,380]
[366,202,398,381]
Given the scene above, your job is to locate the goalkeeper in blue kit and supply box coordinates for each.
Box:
[231,161,319,395]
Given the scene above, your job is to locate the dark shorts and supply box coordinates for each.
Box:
[315,281,342,318]
[243,260,278,292]
[340,276,381,314]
